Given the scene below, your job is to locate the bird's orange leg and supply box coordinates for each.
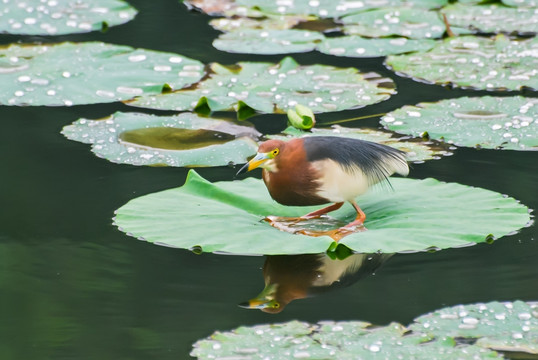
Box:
[302,202,344,219]
[342,200,366,228]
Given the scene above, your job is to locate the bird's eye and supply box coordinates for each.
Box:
[271,148,279,157]
[273,302,280,309]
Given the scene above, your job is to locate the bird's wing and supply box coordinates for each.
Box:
[303,136,409,187]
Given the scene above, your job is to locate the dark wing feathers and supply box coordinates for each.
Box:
[302,136,409,186]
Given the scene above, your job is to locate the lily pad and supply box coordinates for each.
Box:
[411,301,538,355]
[381,96,538,151]
[127,57,395,119]
[341,7,446,38]
[192,301,538,359]
[209,14,313,32]
[0,0,137,35]
[232,0,449,18]
[113,170,530,255]
[318,36,437,57]
[62,112,260,167]
[502,0,538,7]
[0,42,205,106]
[213,29,324,54]
[386,35,538,91]
[271,126,452,162]
[443,3,538,35]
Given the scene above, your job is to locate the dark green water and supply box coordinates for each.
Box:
[1,1,537,359]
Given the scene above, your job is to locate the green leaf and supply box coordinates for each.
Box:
[192,301,538,358]
[318,36,437,57]
[0,0,137,35]
[272,126,453,163]
[62,112,260,167]
[113,170,530,255]
[502,0,537,7]
[341,7,446,39]
[381,96,538,151]
[209,14,313,32]
[191,317,502,359]
[213,29,324,54]
[411,301,538,355]
[443,3,538,34]
[386,35,538,91]
[287,104,316,129]
[127,57,395,117]
[0,42,205,106]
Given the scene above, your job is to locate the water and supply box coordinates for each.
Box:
[1,1,537,359]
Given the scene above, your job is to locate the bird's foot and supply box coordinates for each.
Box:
[264,215,367,242]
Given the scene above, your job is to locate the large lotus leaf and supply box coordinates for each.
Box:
[341,7,446,38]
[386,35,538,91]
[213,29,324,54]
[318,36,437,57]
[411,301,538,355]
[62,112,260,167]
[381,96,538,151]
[232,0,449,18]
[191,319,501,359]
[0,0,137,35]
[113,169,530,255]
[443,3,538,34]
[0,42,205,106]
[127,57,395,118]
[270,126,452,162]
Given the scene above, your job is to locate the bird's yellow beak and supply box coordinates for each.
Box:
[238,284,279,310]
[236,152,270,175]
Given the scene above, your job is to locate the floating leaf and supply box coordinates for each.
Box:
[318,36,437,57]
[0,42,205,106]
[502,0,538,7]
[209,14,312,32]
[113,170,530,255]
[62,112,260,167]
[127,57,395,118]
[0,0,137,35]
[192,301,538,359]
[341,7,446,38]
[232,0,449,18]
[411,301,538,355]
[213,29,323,54]
[381,96,538,151]
[386,35,538,91]
[272,126,452,162]
[444,3,538,34]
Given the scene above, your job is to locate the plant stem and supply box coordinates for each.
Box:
[319,112,386,126]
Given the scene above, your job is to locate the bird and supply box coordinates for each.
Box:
[236,136,409,238]
[239,252,392,313]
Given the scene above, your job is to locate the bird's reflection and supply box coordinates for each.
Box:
[239,250,392,313]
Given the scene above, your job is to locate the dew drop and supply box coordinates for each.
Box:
[518,313,531,320]
[355,48,366,54]
[18,75,31,82]
[14,90,24,97]
[62,71,71,78]
[128,54,147,62]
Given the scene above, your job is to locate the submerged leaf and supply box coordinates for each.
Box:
[386,35,538,91]
[62,112,260,167]
[0,0,137,35]
[113,170,530,255]
[0,42,205,106]
[381,96,538,151]
[127,57,395,118]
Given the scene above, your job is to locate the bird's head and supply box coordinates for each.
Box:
[238,283,284,314]
[236,139,286,175]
